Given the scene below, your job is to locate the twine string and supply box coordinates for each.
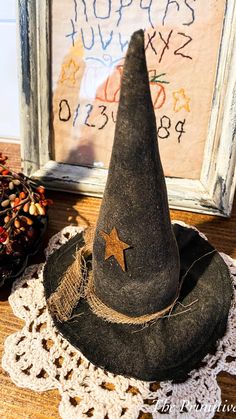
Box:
[47,229,216,325]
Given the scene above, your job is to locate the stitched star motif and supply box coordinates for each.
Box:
[60,58,80,85]
[100,227,131,272]
[173,88,190,112]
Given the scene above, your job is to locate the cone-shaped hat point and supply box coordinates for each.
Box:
[93,30,180,317]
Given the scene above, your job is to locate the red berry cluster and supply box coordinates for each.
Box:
[0,226,8,243]
[0,153,52,263]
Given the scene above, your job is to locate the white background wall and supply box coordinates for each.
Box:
[0,0,20,141]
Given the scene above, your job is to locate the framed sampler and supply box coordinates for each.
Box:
[18,0,236,216]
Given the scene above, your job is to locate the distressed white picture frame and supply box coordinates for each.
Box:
[18,0,236,216]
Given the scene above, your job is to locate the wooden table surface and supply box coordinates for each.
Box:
[0,190,236,419]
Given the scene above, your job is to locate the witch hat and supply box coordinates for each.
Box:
[44,30,233,381]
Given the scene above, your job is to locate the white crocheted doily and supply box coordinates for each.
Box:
[2,225,236,419]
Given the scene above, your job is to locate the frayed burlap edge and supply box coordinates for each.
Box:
[46,228,215,325]
[46,227,181,324]
[47,228,94,322]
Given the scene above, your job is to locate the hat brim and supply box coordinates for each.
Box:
[43,223,233,381]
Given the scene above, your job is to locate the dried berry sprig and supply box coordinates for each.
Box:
[0,154,52,256]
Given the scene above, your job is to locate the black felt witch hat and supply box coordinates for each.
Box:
[44,30,233,381]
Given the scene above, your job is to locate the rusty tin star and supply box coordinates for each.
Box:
[100,227,131,271]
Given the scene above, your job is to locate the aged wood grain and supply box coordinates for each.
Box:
[0,191,235,418]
